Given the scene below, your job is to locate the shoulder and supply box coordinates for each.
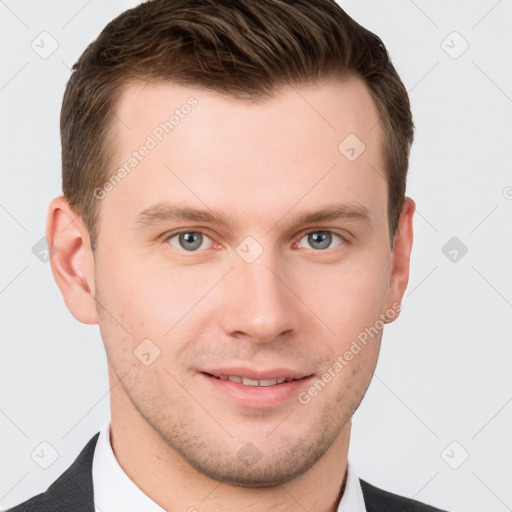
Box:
[5,433,100,512]
[360,479,450,512]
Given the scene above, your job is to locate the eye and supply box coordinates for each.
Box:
[166,231,213,252]
[296,230,344,251]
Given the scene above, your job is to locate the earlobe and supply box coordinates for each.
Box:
[386,197,415,322]
[46,196,99,324]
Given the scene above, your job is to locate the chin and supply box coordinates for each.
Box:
[176,431,335,488]
[192,458,311,488]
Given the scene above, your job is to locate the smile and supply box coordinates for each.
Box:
[209,374,297,387]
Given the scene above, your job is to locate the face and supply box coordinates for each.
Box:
[54,76,413,487]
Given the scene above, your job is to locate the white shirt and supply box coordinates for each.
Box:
[92,420,366,512]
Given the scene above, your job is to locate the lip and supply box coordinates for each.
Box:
[199,368,314,409]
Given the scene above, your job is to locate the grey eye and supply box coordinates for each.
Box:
[298,231,343,250]
[168,232,212,251]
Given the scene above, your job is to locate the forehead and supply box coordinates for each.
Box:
[114,76,381,145]
[101,76,386,232]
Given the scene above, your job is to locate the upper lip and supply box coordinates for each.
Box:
[201,367,310,381]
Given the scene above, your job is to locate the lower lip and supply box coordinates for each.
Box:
[200,373,313,409]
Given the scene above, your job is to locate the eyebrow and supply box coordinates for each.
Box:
[133,201,370,231]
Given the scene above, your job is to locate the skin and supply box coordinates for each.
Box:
[47,76,414,512]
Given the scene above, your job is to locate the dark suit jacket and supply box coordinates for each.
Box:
[5,433,448,511]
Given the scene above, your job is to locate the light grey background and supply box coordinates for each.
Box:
[1,1,511,511]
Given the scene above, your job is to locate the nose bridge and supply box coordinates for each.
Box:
[221,242,298,343]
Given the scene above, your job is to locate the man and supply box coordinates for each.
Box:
[7,0,449,510]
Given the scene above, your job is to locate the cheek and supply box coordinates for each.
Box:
[309,251,392,340]
[94,247,183,326]
[333,354,378,410]
[94,248,220,364]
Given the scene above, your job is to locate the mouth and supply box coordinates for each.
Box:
[203,373,303,387]
[199,369,313,408]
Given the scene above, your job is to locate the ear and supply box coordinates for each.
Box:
[385,197,415,322]
[46,196,99,324]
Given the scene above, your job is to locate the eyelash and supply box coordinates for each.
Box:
[163,229,347,253]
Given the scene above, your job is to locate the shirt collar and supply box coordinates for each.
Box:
[92,420,366,512]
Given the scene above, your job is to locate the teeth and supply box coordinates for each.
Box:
[242,377,260,386]
[219,375,291,386]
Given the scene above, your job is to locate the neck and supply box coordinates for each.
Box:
[109,371,351,512]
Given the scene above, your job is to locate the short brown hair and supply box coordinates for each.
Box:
[61,0,413,250]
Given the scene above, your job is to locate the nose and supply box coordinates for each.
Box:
[218,248,300,344]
